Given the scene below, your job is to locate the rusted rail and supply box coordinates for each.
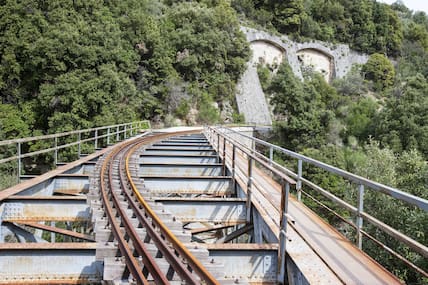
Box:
[99,132,219,284]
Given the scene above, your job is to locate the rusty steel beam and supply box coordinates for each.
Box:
[189,243,279,284]
[2,196,90,222]
[155,197,247,223]
[190,224,238,235]
[14,221,95,242]
[142,176,233,196]
[0,243,101,285]
[215,224,254,244]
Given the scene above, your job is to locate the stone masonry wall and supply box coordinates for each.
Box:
[236,27,369,125]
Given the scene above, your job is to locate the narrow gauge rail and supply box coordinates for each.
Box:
[99,132,219,284]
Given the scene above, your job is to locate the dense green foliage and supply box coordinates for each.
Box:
[0,0,250,138]
[253,2,428,282]
[0,0,427,283]
[362,53,395,90]
[233,0,404,56]
[268,63,428,281]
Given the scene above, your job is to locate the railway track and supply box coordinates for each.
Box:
[0,126,410,284]
[94,132,220,284]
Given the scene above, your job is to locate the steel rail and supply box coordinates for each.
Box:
[126,134,221,285]
[110,142,169,284]
[98,130,219,284]
[99,140,150,284]
[118,140,200,284]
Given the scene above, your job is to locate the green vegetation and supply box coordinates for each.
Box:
[362,53,395,91]
[249,2,428,282]
[0,0,427,283]
[0,0,250,137]
[232,0,404,56]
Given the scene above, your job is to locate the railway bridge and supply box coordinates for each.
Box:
[0,122,426,284]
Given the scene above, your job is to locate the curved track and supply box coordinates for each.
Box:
[98,132,219,284]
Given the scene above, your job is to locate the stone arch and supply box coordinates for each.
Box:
[296,48,335,81]
[249,40,286,72]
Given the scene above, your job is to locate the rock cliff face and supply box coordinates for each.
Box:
[236,27,369,125]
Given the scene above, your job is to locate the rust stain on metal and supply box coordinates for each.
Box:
[0,243,97,250]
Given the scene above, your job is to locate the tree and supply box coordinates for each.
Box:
[362,53,395,91]
[270,63,334,150]
[343,97,378,143]
[373,3,403,56]
[0,104,30,140]
[373,73,428,158]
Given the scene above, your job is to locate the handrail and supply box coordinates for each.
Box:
[0,121,147,146]
[0,120,150,185]
[204,126,296,283]
[218,126,428,212]
[206,126,428,280]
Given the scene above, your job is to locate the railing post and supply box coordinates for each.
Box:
[356,184,365,249]
[222,137,226,176]
[94,130,98,150]
[232,144,236,191]
[216,133,220,162]
[51,221,56,242]
[54,137,58,166]
[269,146,273,166]
[246,157,253,223]
[77,132,81,158]
[278,181,290,284]
[116,126,119,142]
[217,133,220,150]
[124,125,127,139]
[17,142,21,183]
[107,127,110,145]
[297,159,302,202]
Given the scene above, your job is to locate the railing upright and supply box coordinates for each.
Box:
[77,132,81,157]
[278,180,290,284]
[54,137,58,165]
[17,142,21,183]
[297,159,302,202]
[356,184,365,249]
[222,137,226,176]
[246,157,253,223]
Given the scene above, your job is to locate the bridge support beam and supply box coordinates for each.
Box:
[0,243,101,284]
[155,197,246,224]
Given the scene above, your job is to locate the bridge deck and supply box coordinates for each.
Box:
[0,127,406,284]
[229,144,402,285]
